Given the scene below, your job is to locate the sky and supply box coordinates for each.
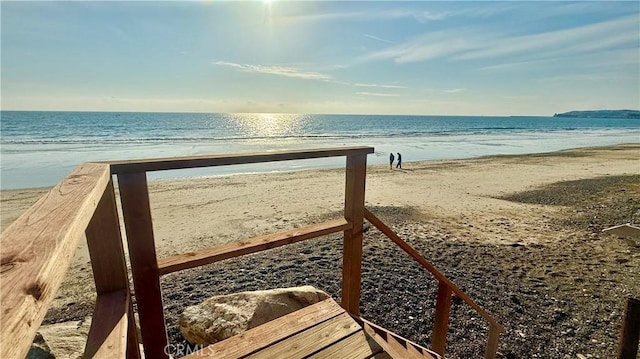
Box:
[1,1,639,116]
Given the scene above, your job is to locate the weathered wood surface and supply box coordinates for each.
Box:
[83,290,129,358]
[306,331,383,359]
[85,179,140,359]
[109,146,374,174]
[432,281,452,356]
[342,153,368,315]
[364,207,504,332]
[244,312,361,358]
[85,179,130,295]
[0,163,111,359]
[183,298,345,358]
[158,218,351,275]
[118,172,169,359]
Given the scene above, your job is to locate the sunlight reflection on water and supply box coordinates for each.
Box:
[227,113,309,138]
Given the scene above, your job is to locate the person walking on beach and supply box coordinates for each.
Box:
[389,153,395,169]
[396,152,402,169]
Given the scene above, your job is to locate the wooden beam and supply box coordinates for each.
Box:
[431,281,452,356]
[342,154,368,315]
[618,297,640,359]
[158,218,351,275]
[364,207,504,332]
[85,179,140,359]
[184,298,345,359]
[0,163,111,359]
[108,146,374,174]
[84,290,129,358]
[85,179,130,294]
[118,172,169,359]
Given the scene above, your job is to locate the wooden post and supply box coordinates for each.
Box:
[118,172,169,359]
[84,179,140,358]
[341,154,367,315]
[485,323,500,359]
[432,280,452,356]
[618,297,640,359]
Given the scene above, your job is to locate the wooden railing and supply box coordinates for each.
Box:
[0,163,139,359]
[1,146,502,359]
[364,208,504,358]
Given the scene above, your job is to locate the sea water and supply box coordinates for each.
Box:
[1,111,639,190]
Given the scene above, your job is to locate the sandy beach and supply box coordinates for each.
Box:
[2,144,639,358]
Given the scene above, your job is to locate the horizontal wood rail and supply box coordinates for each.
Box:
[0,163,112,359]
[108,146,374,174]
[363,207,504,358]
[158,218,351,275]
[84,290,130,358]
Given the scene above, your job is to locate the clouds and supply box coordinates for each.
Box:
[361,13,639,67]
[213,61,331,81]
[356,92,400,97]
[2,1,638,115]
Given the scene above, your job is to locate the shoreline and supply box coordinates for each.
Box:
[1,143,638,194]
[1,144,639,358]
[2,140,639,191]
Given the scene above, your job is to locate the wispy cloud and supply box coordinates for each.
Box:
[454,14,639,61]
[360,14,639,66]
[443,88,466,93]
[364,34,394,44]
[413,11,449,23]
[354,82,406,89]
[273,8,448,25]
[356,92,400,97]
[213,61,331,80]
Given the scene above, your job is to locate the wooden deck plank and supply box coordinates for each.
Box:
[407,342,424,358]
[108,146,374,174]
[84,290,129,358]
[184,298,345,359]
[372,353,393,359]
[0,162,111,359]
[158,218,351,275]
[245,312,360,359]
[307,331,383,359]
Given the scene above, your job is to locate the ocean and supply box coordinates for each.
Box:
[1,111,639,190]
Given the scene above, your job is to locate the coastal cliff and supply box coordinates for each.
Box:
[553,109,640,119]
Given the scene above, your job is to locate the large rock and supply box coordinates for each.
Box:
[179,286,330,345]
[28,317,92,359]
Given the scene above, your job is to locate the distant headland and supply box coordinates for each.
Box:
[553,109,640,119]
